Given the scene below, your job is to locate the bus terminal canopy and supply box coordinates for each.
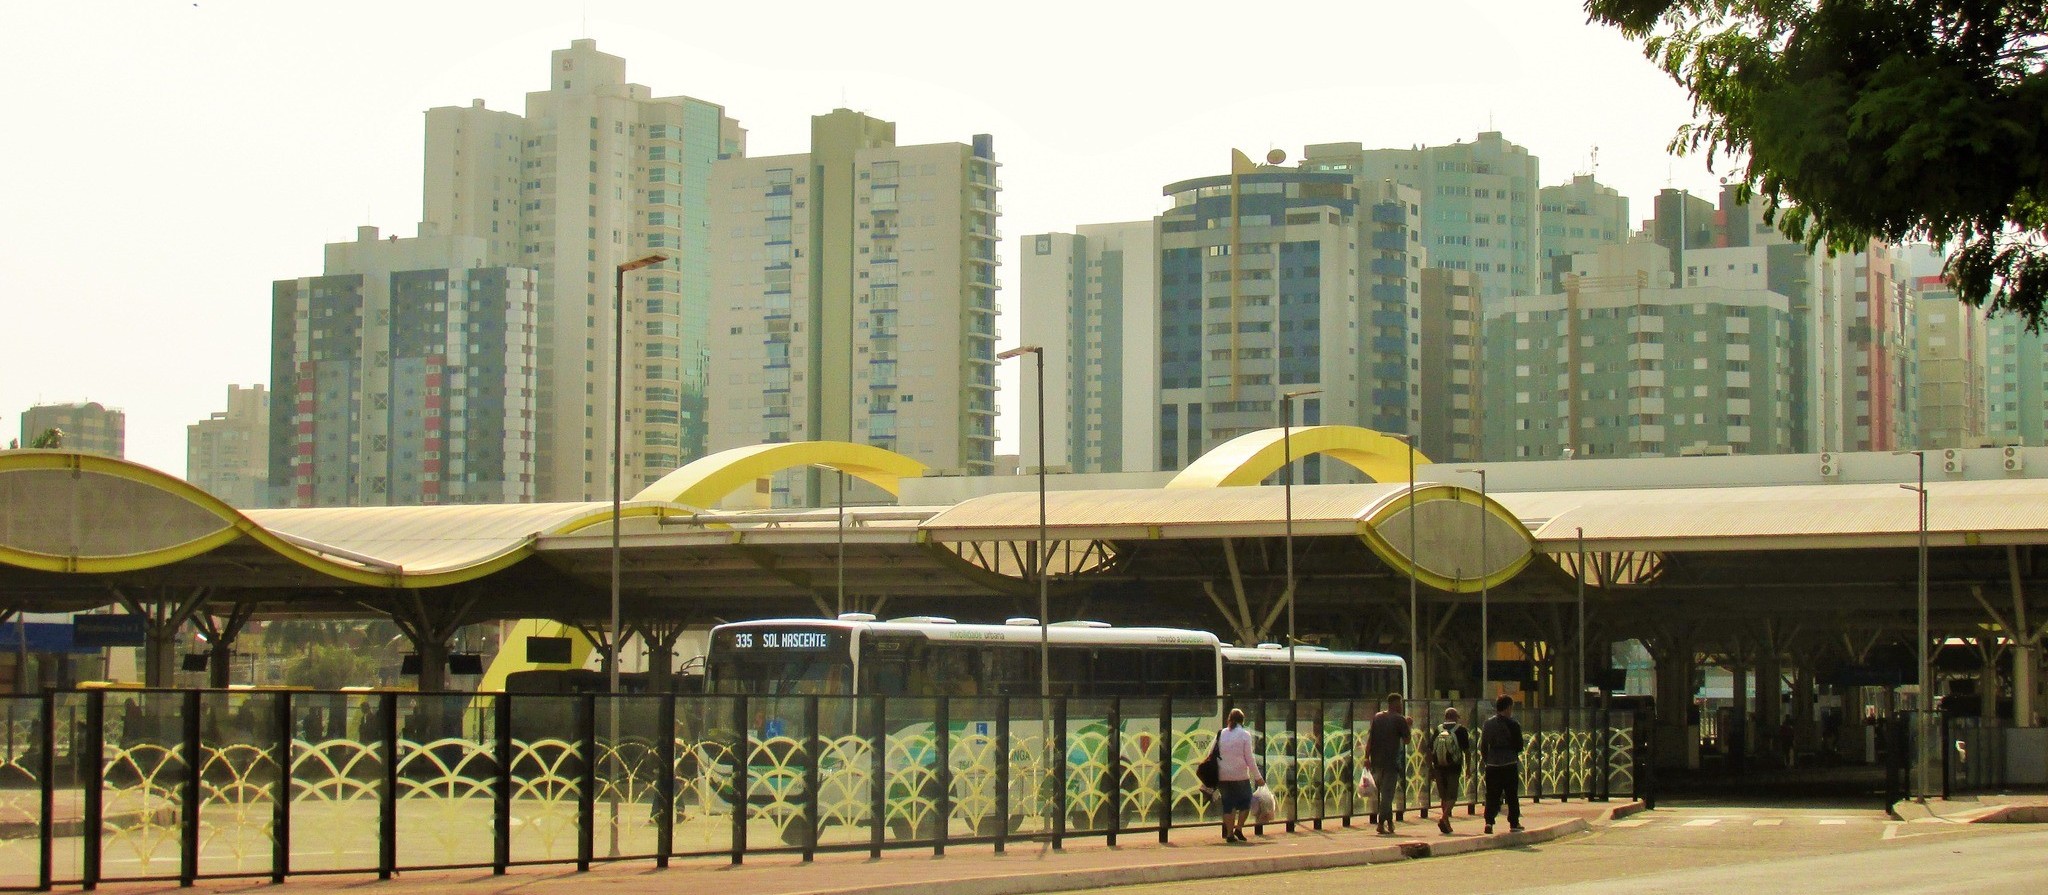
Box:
[9,437,2048,639]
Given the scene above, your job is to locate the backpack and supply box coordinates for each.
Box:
[1196,741,1221,788]
[1429,723,1461,767]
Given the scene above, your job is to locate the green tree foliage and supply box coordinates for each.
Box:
[1587,1,2048,326]
[285,643,385,690]
[28,428,63,449]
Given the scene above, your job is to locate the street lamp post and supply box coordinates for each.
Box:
[1279,388,1322,700]
[612,253,667,695]
[1456,467,1489,699]
[998,345,1049,697]
[812,464,848,617]
[1388,433,1419,697]
[1895,449,1930,797]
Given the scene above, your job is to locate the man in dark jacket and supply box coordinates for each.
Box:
[1363,693,1412,834]
[1478,695,1524,834]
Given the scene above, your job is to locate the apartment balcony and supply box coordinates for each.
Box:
[1371,283,1404,303]
[1371,310,1405,328]
[1628,397,1666,414]
[1626,343,1664,362]
[1369,258,1405,278]
[1372,202,1404,225]
[1370,230,1406,252]
[1630,369,1665,387]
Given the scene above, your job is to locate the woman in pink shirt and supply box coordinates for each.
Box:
[1215,707,1264,842]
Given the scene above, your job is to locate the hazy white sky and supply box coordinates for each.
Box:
[0,0,1732,478]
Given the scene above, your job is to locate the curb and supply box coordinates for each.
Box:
[780,813,1608,895]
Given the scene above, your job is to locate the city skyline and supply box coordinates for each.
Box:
[3,1,1740,478]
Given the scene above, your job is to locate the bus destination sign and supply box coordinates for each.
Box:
[730,629,837,651]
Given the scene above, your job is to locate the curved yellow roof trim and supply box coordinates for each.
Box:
[0,451,396,581]
[1168,425,1431,489]
[1354,483,1536,593]
[632,441,928,506]
[0,451,657,588]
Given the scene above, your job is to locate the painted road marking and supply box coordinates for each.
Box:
[1819,819,1849,825]
[1753,818,1784,826]
[1682,818,1721,827]
[1611,818,1652,828]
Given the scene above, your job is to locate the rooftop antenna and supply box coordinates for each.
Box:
[1589,145,1599,179]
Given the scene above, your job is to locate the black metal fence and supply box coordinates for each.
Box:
[0,690,1638,891]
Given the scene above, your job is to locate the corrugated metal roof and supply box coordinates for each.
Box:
[246,500,618,574]
[1509,479,2048,549]
[921,483,1417,541]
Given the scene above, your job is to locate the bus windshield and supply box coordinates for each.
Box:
[706,626,854,695]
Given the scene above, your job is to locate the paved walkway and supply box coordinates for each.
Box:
[73,799,1638,895]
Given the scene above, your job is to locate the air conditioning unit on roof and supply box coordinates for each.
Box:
[1943,448,1963,474]
[2004,445,2024,472]
[1819,451,1839,478]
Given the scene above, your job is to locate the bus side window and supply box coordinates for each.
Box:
[990,647,1040,696]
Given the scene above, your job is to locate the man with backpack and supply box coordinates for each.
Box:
[1422,706,1471,835]
[1479,694,1525,834]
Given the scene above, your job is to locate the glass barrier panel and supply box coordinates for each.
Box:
[880,697,938,845]
[1293,700,1325,824]
[394,693,494,870]
[946,696,1006,840]
[1062,698,1113,836]
[1251,700,1288,831]
[287,692,380,874]
[97,690,184,881]
[1167,697,1220,828]
[671,696,736,857]
[813,696,872,848]
[1006,698,1055,838]
[1605,711,1636,798]
[505,694,582,864]
[1116,698,1164,832]
[743,694,814,850]
[0,696,42,889]
[589,694,663,860]
[197,690,280,877]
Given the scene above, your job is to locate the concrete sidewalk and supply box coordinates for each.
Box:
[1890,793,2048,824]
[83,799,1643,895]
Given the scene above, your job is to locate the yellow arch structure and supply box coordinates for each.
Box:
[481,442,930,693]
[633,441,929,507]
[1167,425,1430,488]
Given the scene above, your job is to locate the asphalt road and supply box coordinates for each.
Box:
[1084,803,2044,895]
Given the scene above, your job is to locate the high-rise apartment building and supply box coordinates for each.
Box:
[18,402,123,457]
[1539,175,1630,292]
[1416,268,1484,461]
[1017,221,1159,474]
[1154,162,1421,479]
[420,39,745,499]
[187,384,270,507]
[1304,132,1540,302]
[708,110,999,504]
[1911,274,1987,449]
[1486,240,1797,459]
[1987,309,2048,446]
[269,227,536,506]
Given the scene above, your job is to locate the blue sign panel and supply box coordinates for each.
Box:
[0,621,99,654]
[72,614,146,648]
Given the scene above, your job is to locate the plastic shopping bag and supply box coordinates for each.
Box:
[1251,784,1277,824]
[1357,768,1377,800]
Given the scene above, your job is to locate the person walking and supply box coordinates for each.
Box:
[1423,706,1471,835]
[1215,707,1263,842]
[1479,694,1525,834]
[1364,692,1412,834]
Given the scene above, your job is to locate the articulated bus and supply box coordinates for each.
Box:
[702,615,1405,842]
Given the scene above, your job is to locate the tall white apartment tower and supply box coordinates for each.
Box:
[419,40,745,500]
[708,110,1000,505]
[1017,222,1160,474]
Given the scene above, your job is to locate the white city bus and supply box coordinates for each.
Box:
[702,614,1407,844]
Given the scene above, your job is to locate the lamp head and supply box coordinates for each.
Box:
[997,345,1042,360]
[619,254,668,272]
